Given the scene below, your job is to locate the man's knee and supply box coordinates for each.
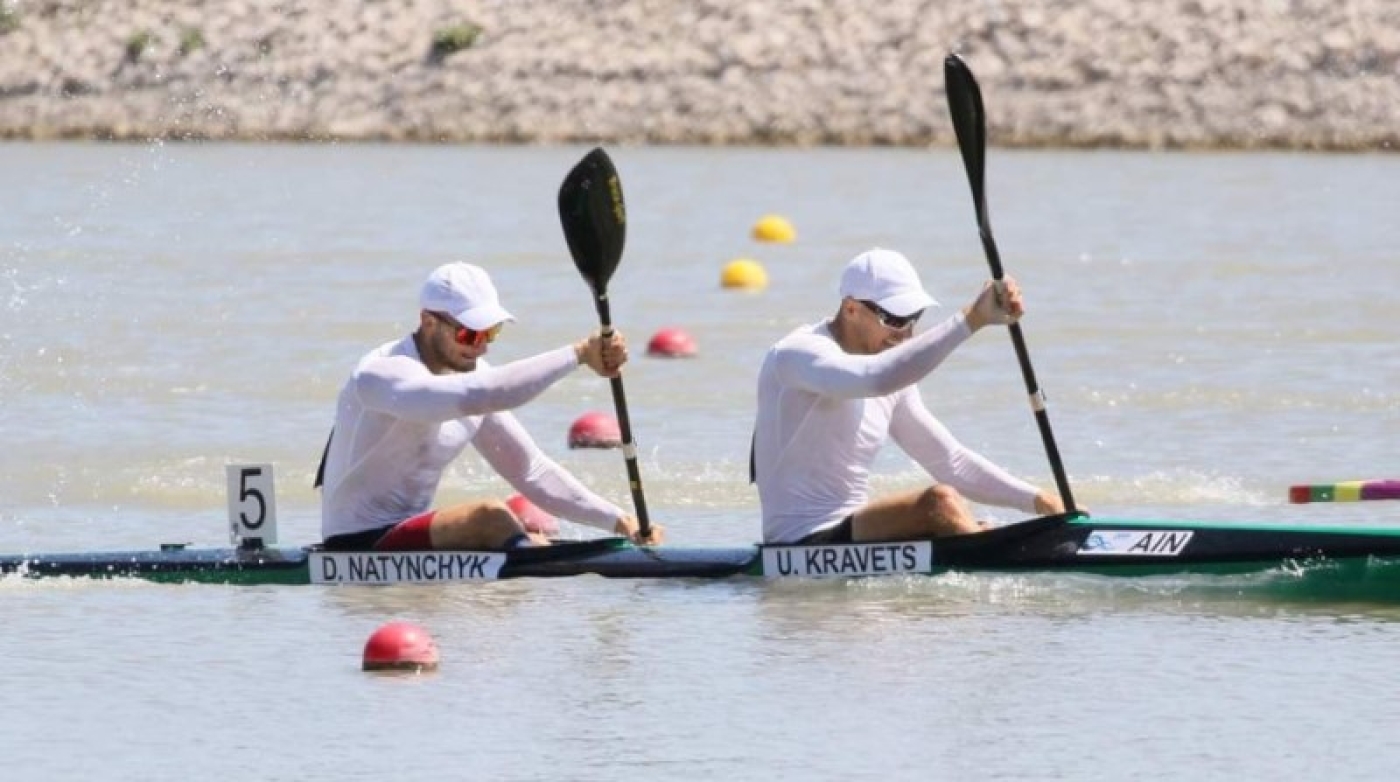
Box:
[475,499,515,521]
[919,485,963,518]
[436,499,508,524]
[432,500,525,546]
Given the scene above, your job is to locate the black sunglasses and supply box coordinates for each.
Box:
[859,300,922,330]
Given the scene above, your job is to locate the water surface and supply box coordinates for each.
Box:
[2,143,1398,780]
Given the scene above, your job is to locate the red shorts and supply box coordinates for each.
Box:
[372,510,437,550]
[323,508,529,551]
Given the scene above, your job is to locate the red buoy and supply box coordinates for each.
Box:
[647,327,698,358]
[362,622,440,673]
[505,493,559,535]
[568,411,621,449]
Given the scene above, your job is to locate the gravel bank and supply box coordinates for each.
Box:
[1,0,1396,149]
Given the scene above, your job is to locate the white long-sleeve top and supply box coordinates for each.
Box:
[320,335,625,539]
[753,313,1040,543]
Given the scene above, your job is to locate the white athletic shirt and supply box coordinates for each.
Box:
[320,335,625,539]
[753,312,1040,543]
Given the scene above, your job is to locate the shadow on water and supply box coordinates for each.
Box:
[635,556,1400,633]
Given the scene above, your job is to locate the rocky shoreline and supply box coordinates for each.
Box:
[1,0,1397,149]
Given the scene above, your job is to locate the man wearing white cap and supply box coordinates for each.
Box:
[319,262,662,551]
[752,248,1063,544]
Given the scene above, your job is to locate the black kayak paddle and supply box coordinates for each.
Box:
[944,53,1077,515]
[557,148,653,539]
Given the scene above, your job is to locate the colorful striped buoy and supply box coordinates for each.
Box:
[1288,480,1400,503]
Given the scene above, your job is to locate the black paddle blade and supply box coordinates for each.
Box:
[944,55,990,235]
[558,147,626,296]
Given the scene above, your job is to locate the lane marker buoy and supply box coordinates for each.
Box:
[647,327,697,357]
[721,258,768,290]
[1289,479,1400,503]
[752,214,796,243]
[363,622,440,673]
[506,493,559,535]
[568,411,622,449]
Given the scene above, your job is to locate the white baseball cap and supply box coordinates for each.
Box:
[838,248,938,317]
[419,263,516,329]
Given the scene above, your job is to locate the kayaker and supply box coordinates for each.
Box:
[752,247,1064,544]
[319,262,662,551]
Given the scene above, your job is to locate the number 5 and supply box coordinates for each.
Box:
[227,463,279,545]
[238,467,267,529]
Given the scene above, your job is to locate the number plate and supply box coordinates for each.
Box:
[227,463,278,545]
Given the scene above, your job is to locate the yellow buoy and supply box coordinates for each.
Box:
[721,258,768,290]
[751,214,796,243]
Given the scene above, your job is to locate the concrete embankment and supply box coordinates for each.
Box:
[1,0,1397,149]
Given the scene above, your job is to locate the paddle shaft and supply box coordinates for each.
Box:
[946,54,1077,514]
[979,230,1075,511]
[591,291,652,536]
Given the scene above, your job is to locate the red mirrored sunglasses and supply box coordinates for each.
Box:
[430,311,503,347]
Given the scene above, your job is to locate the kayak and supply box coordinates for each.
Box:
[5,515,1400,598]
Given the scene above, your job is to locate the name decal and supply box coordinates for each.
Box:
[309,552,506,584]
[761,541,932,579]
[1077,530,1195,557]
